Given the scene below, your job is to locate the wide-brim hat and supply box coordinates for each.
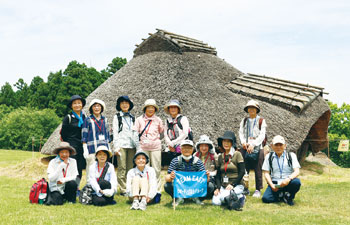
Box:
[133,151,149,167]
[195,135,214,153]
[244,100,260,113]
[89,99,106,113]
[95,145,112,158]
[53,142,76,155]
[164,99,182,114]
[142,99,159,112]
[67,95,86,109]
[116,95,134,111]
[217,131,237,148]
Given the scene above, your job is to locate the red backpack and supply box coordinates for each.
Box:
[29,178,48,204]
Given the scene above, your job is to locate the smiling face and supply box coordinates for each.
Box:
[199,144,209,155]
[96,150,108,164]
[71,99,83,113]
[271,143,286,156]
[181,145,194,157]
[247,106,257,118]
[120,101,130,113]
[222,139,233,152]
[92,103,102,116]
[168,106,179,118]
[135,154,147,168]
[145,106,156,117]
[58,149,70,161]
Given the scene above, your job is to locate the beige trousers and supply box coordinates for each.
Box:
[85,154,96,180]
[117,148,136,194]
[132,176,149,197]
[144,150,161,193]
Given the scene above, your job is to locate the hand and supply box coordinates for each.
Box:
[270,184,279,192]
[169,146,176,152]
[225,184,234,191]
[247,145,254,153]
[214,189,220,196]
[280,178,291,188]
[242,143,247,150]
[99,190,104,195]
[206,171,210,182]
[57,177,66,184]
[83,143,89,159]
[170,171,175,180]
[57,181,63,185]
[114,149,121,156]
[146,197,150,203]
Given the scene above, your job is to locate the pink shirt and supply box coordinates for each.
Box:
[134,114,164,151]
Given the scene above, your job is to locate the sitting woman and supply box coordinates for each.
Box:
[212,131,246,209]
[126,151,157,211]
[47,142,78,205]
[194,135,217,198]
[88,145,117,206]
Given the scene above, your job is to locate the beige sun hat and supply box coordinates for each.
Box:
[195,135,214,153]
[53,142,76,155]
[142,99,159,112]
[272,135,286,145]
[164,99,182,114]
[89,99,106,113]
[95,145,112,158]
[244,99,261,113]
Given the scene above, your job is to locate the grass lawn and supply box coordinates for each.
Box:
[1,150,350,225]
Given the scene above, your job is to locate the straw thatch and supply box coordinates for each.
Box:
[42,29,330,162]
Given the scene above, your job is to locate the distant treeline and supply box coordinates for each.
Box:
[0,57,126,150]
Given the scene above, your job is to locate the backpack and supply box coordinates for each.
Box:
[167,115,193,141]
[243,117,267,147]
[177,155,199,168]
[268,151,293,174]
[224,189,242,211]
[29,178,48,204]
[59,114,72,141]
[116,112,135,133]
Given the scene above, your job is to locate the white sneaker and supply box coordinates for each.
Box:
[174,198,184,206]
[192,197,204,205]
[130,200,139,210]
[139,199,147,211]
[252,190,261,198]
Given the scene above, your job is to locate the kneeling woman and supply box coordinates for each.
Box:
[47,142,79,205]
[212,131,246,208]
[126,151,157,211]
[88,146,117,206]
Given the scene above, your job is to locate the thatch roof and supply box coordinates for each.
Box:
[42,29,330,161]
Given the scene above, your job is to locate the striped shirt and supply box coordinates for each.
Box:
[167,156,205,173]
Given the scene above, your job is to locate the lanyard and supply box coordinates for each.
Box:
[97,164,106,182]
[145,120,152,137]
[203,153,210,165]
[62,163,69,178]
[223,153,231,174]
[276,152,285,178]
[248,118,257,137]
[92,117,104,132]
[138,171,149,180]
[123,116,132,130]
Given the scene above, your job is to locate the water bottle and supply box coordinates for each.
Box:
[243,171,249,189]
[38,193,47,204]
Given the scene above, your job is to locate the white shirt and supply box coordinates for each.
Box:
[112,112,140,152]
[47,157,78,194]
[88,162,118,197]
[239,115,267,148]
[126,165,157,199]
[262,151,301,182]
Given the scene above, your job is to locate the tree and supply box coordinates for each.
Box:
[0,82,16,106]
[101,57,127,80]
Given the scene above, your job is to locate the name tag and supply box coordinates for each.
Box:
[223,176,229,183]
[99,134,105,140]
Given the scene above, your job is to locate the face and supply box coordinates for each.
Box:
[72,99,83,112]
[247,106,257,118]
[58,149,70,161]
[145,106,156,117]
[199,144,209,155]
[181,145,194,157]
[92,103,102,115]
[96,151,108,163]
[271,143,286,156]
[120,101,130,113]
[222,139,233,151]
[135,154,147,168]
[168,106,179,118]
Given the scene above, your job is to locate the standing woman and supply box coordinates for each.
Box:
[163,99,191,163]
[134,99,164,200]
[61,95,86,189]
[82,99,111,179]
[113,95,140,196]
[88,145,117,206]
[212,131,246,209]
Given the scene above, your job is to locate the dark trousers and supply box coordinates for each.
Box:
[240,148,264,190]
[164,181,215,199]
[262,178,301,203]
[49,180,77,205]
[71,145,86,180]
[92,180,114,206]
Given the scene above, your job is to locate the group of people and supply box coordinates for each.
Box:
[47,95,301,210]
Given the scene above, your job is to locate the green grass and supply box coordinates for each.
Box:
[1,150,350,225]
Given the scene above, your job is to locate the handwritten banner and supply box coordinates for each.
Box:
[174,171,207,198]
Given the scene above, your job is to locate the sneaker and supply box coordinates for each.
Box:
[283,192,294,206]
[130,200,139,210]
[174,198,184,206]
[139,199,147,211]
[243,188,250,196]
[192,197,204,205]
[252,190,261,198]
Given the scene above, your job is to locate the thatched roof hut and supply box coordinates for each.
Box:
[42,29,330,161]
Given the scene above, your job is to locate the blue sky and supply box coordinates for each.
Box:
[1,0,349,105]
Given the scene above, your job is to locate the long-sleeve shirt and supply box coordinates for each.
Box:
[126,166,157,199]
[88,162,117,197]
[239,115,267,148]
[164,114,189,148]
[112,112,140,152]
[82,114,111,154]
[61,112,86,150]
[134,114,164,151]
[47,157,78,194]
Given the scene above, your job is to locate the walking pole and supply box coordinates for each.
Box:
[173,187,176,211]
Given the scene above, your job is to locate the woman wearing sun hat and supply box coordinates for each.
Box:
[126,151,157,210]
[82,99,111,179]
[163,99,191,164]
[47,142,79,205]
[113,95,140,196]
[88,145,117,206]
[134,99,164,200]
[61,95,86,189]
